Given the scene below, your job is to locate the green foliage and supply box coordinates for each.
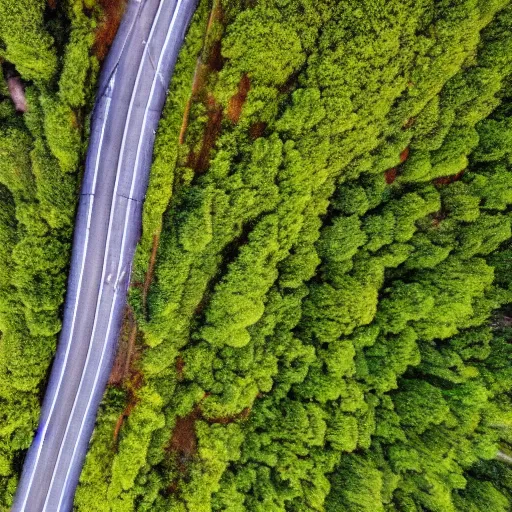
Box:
[77,0,512,509]
[220,7,305,88]
[41,95,82,172]
[0,0,57,82]
[0,0,97,507]
[78,0,512,509]
[2,0,512,511]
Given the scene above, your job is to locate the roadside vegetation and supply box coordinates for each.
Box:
[0,0,108,507]
[1,0,512,511]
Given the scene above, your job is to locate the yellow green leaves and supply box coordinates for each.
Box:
[179,188,214,253]
[393,380,450,434]
[201,216,279,348]
[73,0,512,510]
[275,88,326,138]
[0,127,36,198]
[0,0,57,82]
[40,94,82,173]
[221,7,305,87]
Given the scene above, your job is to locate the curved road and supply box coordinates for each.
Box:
[12,0,198,510]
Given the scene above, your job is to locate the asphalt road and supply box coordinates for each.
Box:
[12,0,198,510]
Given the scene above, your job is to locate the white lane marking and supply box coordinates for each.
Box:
[91,77,116,192]
[56,289,119,510]
[42,0,175,509]
[116,0,184,289]
[16,74,115,512]
[94,0,143,103]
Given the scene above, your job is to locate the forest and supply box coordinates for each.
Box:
[1,0,512,510]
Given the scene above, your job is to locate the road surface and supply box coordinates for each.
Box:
[12,0,198,510]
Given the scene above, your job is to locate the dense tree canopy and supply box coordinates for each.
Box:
[1,0,512,511]
[0,0,99,506]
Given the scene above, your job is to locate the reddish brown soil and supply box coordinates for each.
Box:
[278,68,301,95]
[109,307,135,385]
[385,167,397,184]
[109,0,234,453]
[108,0,225,416]
[180,1,225,166]
[108,306,143,445]
[434,169,465,186]
[70,110,80,129]
[164,396,253,495]
[47,0,57,9]
[205,0,220,31]
[227,74,250,124]
[94,0,127,61]
[385,147,410,184]
[113,402,134,443]
[123,321,138,377]
[142,232,160,312]
[193,289,210,317]
[208,40,224,72]
[166,480,179,495]
[187,94,223,173]
[141,0,223,307]
[169,408,201,458]
[249,121,267,140]
[166,403,251,462]
[200,0,224,71]
[176,356,185,381]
